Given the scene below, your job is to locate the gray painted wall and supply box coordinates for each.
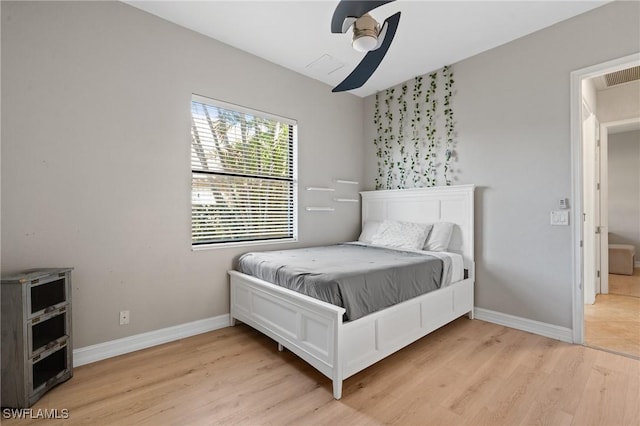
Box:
[608,130,640,256]
[3,0,639,349]
[364,1,640,328]
[1,1,364,347]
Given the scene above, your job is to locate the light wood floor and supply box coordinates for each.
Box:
[585,290,640,359]
[5,319,639,426]
[585,268,640,358]
[610,268,640,298]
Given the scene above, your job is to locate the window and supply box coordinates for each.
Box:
[190,95,297,247]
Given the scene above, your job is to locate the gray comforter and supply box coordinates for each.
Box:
[237,244,443,321]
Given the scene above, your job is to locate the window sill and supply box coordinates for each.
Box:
[191,237,298,251]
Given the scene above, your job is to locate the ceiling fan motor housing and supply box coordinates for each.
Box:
[352,14,379,52]
[353,14,379,37]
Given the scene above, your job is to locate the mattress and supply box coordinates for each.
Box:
[237,243,463,321]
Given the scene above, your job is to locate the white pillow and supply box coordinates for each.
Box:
[371,220,432,250]
[423,222,454,252]
[358,221,382,244]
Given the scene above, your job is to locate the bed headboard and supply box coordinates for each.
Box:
[360,185,475,266]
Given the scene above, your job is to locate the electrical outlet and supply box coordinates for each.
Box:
[119,310,130,325]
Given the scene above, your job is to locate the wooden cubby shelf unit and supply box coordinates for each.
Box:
[1,268,74,408]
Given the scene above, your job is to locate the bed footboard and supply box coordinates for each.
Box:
[229,270,474,400]
[229,270,346,399]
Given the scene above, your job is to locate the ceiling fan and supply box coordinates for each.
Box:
[331,0,401,93]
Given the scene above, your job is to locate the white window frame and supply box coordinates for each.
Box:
[190,94,298,250]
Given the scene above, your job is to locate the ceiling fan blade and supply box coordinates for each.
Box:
[332,11,400,93]
[331,0,395,33]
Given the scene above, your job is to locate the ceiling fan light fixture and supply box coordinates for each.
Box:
[352,35,378,52]
[330,1,400,92]
[352,13,379,52]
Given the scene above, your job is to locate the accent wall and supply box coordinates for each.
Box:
[364,0,640,328]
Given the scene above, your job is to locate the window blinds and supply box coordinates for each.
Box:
[191,96,296,246]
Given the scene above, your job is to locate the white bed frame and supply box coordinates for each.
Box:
[229,184,475,399]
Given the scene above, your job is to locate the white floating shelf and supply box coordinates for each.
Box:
[335,179,359,185]
[334,198,359,203]
[306,187,335,192]
[305,207,335,212]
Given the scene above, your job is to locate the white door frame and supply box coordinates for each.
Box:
[570,52,640,344]
[600,120,609,296]
[582,113,598,305]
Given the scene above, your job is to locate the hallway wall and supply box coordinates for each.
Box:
[608,130,640,257]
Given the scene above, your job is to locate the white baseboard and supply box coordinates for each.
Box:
[73,314,230,367]
[74,309,575,366]
[474,308,573,343]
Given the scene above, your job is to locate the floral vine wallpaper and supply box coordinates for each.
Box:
[373,66,456,190]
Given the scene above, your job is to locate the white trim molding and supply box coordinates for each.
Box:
[474,308,573,344]
[73,314,230,367]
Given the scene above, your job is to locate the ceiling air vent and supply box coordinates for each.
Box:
[604,66,640,87]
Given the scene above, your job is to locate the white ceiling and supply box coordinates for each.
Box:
[126,0,609,97]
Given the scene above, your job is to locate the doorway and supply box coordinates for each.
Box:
[599,118,640,296]
[584,118,640,358]
[570,53,640,356]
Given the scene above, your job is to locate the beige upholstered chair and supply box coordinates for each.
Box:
[609,244,635,275]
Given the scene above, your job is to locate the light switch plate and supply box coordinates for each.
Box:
[550,210,569,226]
